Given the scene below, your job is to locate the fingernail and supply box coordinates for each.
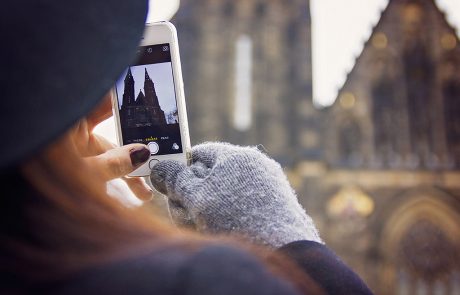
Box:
[130,146,150,166]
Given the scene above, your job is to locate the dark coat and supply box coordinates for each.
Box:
[38,241,373,295]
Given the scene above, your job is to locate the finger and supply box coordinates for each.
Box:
[87,133,117,155]
[191,142,232,168]
[190,162,211,178]
[123,176,153,201]
[87,92,113,130]
[71,121,116,157]
[86,144,150,180]
[150,160,187,195]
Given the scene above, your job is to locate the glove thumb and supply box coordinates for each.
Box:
[150,160,186,196]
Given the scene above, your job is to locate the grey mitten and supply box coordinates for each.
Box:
[150,142,322,248]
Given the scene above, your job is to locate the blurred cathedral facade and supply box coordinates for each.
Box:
[173,0,460,294]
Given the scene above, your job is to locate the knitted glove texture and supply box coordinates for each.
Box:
[150,142,322,248]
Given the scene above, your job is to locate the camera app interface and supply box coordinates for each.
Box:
[115,44,182,155]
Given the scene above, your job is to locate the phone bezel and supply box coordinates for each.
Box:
[112,22,191,177]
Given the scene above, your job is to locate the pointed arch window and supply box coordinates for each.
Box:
[233,34,253,132]
[443,77,460,167]
[403,41,435,166]
[372,75,398,164]
[338,119,362,166]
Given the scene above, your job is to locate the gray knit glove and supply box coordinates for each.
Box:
[150,142,322,248]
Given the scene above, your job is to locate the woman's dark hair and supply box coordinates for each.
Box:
[0,132,324,294]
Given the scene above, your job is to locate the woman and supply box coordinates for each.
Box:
[0,0,373,294]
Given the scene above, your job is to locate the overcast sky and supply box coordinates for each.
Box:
[146,0,180,23]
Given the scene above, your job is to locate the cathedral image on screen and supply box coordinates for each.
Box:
[119,66,176,129]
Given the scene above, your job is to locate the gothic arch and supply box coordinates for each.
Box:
[336,117,363,167]
[371,74,399,161]
[441,56,460,167]
[402,21,436,166]
[367,46,408,168]
[378,189,460,294]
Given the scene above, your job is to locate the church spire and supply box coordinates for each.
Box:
[136,89,145,105]
[122,67,135,107]
[143,68,161,108]
[125,67,133,82]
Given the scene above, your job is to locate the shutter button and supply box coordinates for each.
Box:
[148,142,159,155]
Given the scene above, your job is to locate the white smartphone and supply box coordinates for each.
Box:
[113,22,191,177]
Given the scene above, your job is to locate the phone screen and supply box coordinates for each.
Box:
[115,43,183,156]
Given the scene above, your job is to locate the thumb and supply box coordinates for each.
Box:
[86,144,150,180]
[150,160,187,195]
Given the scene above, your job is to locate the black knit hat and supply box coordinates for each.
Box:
[0,0,148,169]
